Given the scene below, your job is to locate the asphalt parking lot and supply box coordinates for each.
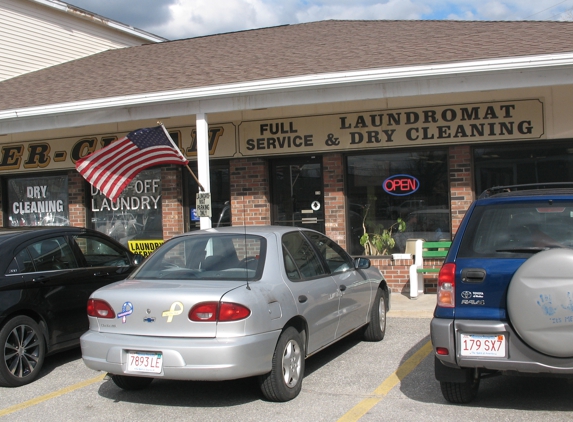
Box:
[2,293,573,421]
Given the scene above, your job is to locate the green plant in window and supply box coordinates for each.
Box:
[359,205,406,255]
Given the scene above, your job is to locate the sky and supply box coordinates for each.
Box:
[65,0,573,40]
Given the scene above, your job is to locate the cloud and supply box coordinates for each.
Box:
[66,0,175,29]
[160,0,282,39]
[64,0,573,40]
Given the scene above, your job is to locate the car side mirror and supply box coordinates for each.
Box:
[132,254,145,266]
[354,257,371,269]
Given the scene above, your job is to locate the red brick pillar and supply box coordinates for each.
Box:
[162,165,184,240]
[68,170,87,227]
[230,158,270,226]
[449,145,474,234]
[323,153,346,249]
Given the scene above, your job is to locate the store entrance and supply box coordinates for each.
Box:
[271,156,325,233]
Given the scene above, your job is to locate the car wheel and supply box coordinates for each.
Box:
[363,287,387,342]
[0,315,45,387]
[507,248,573,358]
[111,374,154,390]
[259,326,305,402]
[440,377,480,404]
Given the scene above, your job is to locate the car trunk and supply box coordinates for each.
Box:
[92,279,247,338]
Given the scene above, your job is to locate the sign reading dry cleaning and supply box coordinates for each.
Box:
[196,192,212,217]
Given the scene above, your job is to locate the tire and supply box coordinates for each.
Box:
[507,248,573,357]
[440,376,480,404]
[363,287,387,342]
[259,326,305,402]
[0,316,46,387]
[111,374,154,390]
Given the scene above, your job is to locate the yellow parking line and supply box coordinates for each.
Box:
[0,373,106,418]
[337,340,433,422]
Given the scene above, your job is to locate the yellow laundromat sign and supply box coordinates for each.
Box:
[128,240,164,258]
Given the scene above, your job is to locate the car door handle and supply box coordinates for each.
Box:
[461,268,486,283]
[32,276,47,283]
[339,285,347,292]
[93,271,109,277]
[298,295,308,303]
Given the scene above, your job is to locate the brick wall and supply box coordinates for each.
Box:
[230,157,271,226]
[449,144,474,235]
[68,170,87,227]
[323,153,346,249]
[161,165,184,240]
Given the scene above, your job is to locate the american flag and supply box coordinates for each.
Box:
[75,125,188,201]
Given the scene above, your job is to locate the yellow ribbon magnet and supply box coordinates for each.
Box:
[162,301,184,322]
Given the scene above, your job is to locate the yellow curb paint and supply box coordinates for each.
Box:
[0,373,106,417]
[337,340,433,422]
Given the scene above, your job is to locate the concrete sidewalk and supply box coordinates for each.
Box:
[388,293,436,318]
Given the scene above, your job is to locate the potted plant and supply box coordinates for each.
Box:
[359,205,406,256]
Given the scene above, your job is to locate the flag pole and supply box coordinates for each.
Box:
[159,122,205,192]
[185,165,205,192]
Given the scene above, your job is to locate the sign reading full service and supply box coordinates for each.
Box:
[238,100,544,156]
[0,100,544,171]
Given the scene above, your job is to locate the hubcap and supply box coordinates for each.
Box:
[282,339,301,388]
[4,324,41,378]
[378,296,386,331]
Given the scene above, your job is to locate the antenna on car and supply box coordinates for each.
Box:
[241,194,251,290]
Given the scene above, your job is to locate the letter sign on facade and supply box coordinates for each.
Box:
[383,174,420,196]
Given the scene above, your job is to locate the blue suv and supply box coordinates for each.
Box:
[431,184,573,403]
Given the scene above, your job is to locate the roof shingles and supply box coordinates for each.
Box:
[1,20,573,111]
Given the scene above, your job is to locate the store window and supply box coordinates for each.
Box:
[474,141,573,194]
[184,163,230,230]
[7,175,69,227]
[89,168,163,255]
[347,149,449,255]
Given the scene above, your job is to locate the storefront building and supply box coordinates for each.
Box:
[1,20,573,293]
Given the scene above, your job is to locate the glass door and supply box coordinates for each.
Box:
[271,156,325,233]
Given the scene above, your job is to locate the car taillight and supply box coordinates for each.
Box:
[189,302,251,322]
[189,302,218,321]
[437,263,456,308]
[219,302,251,321]
[87,299,116,318]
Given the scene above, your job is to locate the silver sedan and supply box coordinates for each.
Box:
[80,225,389,402]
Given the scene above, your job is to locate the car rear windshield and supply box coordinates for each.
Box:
[458,200,573,258]
[130,234,266,281]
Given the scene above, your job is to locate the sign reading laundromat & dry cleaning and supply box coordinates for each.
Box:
[238,99,544,156]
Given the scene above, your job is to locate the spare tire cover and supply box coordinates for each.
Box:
[508,248,573,358]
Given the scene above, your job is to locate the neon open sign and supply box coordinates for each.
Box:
[383,174,419,196]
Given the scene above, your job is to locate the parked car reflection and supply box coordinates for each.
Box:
[393,209,451,251]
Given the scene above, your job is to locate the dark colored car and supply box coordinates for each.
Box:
[431,183,573,403]
[0,227,142,387]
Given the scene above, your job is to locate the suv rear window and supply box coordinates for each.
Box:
[458,201,573,258]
